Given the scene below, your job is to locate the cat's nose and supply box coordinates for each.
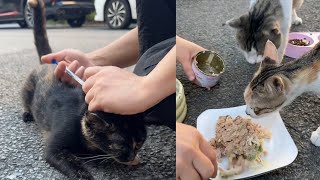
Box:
[245,107,251,116]
[245,110,250,115]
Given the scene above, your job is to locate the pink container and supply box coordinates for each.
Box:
[285,32,320,59]
[191,51,225,89]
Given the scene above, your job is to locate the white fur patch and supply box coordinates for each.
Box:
[249,0,258,8]
[241,48,262,64]
[245,106,257,117]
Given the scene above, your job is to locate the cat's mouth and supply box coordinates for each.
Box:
[114,155,140,166]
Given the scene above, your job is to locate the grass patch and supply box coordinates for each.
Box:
[86,12,96,22]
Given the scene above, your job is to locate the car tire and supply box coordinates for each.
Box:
[105,0,131,29]
[23,3,34,28]
[18,21,28,28]
[67,16,86,28]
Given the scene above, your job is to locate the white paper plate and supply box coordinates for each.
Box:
[197,105,298,179]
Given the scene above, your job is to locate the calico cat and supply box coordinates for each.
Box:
[22,0,146,179]
[244,40,320,144]
[226,0,304,64]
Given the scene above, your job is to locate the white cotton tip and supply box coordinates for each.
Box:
[310,127,320,147]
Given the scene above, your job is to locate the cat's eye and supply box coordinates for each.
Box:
[254,107,274,115]
[253,107,261,114]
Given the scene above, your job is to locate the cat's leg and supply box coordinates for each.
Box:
[21,70,37,122]
[292,0,304,25]
[45,137,94,180]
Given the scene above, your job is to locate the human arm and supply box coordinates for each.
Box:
[40,28,140,84]
[86,27,140,67]
[176,123,218,180]
[82,46,176,114]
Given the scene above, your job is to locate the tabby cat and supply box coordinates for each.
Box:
[22,0,146,179]
[226,0,304,64]
[244,40,320,144]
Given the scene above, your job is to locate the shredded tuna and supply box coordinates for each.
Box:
[210,116,271,177]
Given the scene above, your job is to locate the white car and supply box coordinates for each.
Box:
[94,0,136,29]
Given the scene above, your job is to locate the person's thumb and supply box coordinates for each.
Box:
[181,61,195,81]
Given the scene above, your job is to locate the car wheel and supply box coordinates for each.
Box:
[18,21,28,28]
[105,0,131,29]
[24,3,34,28]
[67,16,86,28]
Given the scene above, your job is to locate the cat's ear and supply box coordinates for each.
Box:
[261,40,280,65]
[225,14,248,29]
[85,112,110,129]
[266,76,284,94]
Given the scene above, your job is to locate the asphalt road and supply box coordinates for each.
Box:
[177,0,320,179]
[0,24,175,180]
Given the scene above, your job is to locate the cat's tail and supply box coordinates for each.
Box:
[28,0,52,63]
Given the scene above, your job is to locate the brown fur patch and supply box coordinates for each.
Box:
[80,118,99,151]
[244,86,253,103]
[298,61,320,83]
[43,71,53,82]
[41,130,50,141]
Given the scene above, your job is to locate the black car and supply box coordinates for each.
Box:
[0,0,94,28]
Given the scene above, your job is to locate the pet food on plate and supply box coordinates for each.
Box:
[209,116,271,177]
[288,38,310,46]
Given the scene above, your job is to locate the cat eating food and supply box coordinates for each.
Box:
[244,39,320,146]
[226,0,304,64]
[21,0,146,179]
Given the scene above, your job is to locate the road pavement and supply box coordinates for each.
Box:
[177,0,320,179]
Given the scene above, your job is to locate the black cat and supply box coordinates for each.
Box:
[21,1,146,179]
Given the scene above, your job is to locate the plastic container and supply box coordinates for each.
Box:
[191,51,225,89]
[285,32,320,59]
[176,79,187,123]
[197,105,298,179]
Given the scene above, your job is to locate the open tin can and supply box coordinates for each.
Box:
[191,50,225,89]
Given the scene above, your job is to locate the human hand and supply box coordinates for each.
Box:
[176,123,218,180]
[82,66,148,115]
[177,36,206,82]
[41,49,94,86]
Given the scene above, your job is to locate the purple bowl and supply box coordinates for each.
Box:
[285,33,314,59]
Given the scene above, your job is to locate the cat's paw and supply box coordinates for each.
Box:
[310,127,320,147]
[22,112,34,122]
[292,16,302,25]
[246,55,263,64]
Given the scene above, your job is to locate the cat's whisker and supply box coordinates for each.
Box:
[82,157,112,165]
[76,154,113,160]
[98,157,114,165]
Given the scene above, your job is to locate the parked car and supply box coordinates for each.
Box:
[94,0,136,29]
[0,0,95,28]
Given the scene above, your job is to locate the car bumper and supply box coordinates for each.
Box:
[47,2,94,19]
[94,0,105,21]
